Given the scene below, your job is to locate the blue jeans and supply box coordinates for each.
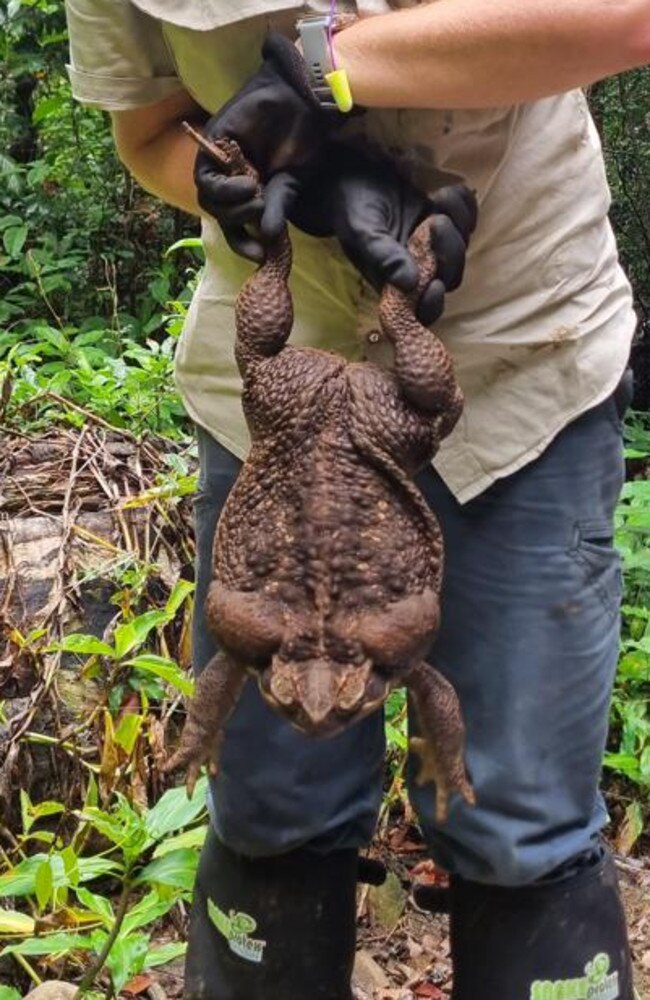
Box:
[192,386,628,886]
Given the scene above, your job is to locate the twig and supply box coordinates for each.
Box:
[14,952,42,987]
[0,823,20,850]
[181,121,233,171]
[26,250,65,330]
[377,750,408,840]
[42,392,138,441]
[0,424,33,440]
[71,523,127,555]
[73,879,132,998]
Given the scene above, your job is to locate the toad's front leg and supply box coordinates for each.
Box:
[163,651,247,798]
[407,661,475,823]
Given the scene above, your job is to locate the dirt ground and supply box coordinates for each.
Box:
[352,851,650,1000]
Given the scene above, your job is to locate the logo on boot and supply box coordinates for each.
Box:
[530,953,619,1000]
[208,898,267,964]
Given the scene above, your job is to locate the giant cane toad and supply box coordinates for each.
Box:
[165,137,475,822]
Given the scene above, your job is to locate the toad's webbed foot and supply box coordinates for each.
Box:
[163,651,247,798]
[407,661,475,823]
[163,730,221,800]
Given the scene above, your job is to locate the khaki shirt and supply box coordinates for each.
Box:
[65,0,636,502]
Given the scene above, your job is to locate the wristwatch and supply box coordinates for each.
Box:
[297,14,354,112]
[297,15,337,107]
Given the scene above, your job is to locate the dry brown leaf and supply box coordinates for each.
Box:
[614,802,644,857]
[413,983,445,999]
[122,973,154,995]
[410,860,449,887]
[99,708,119,799]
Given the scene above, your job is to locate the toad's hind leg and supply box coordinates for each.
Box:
[378,219,463,432]
[234,232,293,375]
[407,661,475,824]
[187,133,294,377]
[163,651,247,798]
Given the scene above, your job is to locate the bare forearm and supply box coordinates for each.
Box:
[111,91,207,215]
[117,124,202,215]
[336,0,650,109]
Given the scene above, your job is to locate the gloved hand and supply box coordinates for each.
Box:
[195,33,346,261]
[261,143,478,326]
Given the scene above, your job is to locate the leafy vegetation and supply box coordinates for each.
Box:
[0,4,649,993]
[1,779,206,993]
[590,71,650,332]
[605,415,650,852]
[0,572,202,993]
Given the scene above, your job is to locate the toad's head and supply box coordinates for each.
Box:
[259,653,389,736]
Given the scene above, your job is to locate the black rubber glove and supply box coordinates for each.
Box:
[261,143,478,326]
[195,34,345,261]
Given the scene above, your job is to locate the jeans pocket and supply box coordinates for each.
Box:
[569,520,622,619]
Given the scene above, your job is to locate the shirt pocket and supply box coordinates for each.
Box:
[131,0,302,29]
[151,5,300,111]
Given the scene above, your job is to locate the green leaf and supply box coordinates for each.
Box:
[134,849,199,891]
[113,610,170,658]
[3,225,28,258]
[76,887,114,924]
[145,777,208,842]
[20,788,32,835]
[0,908,35,935]
[35,858,53,911]
[153,823,208,858]
[0,215,23,231]
[0,853,120,898]
[84,773,99,809]
[114,712,144,755]
[78,799,149,864]
[166,237,204,255]
[603,752,641,782]
[165,579,195,616]
[0,932,93,958]
[144,940,187,969]
[0,986,22,1000]
[31,800,66,821]
[640,745,650,784]
[32,94,65,124]
[77,807,126,848]
[121,890,176,937]
[55,633,114,657]
[20,797,65,837]
[61,845,80,888]
[127,654,194,696]
[106,931,150,993]
[34,324,69,354]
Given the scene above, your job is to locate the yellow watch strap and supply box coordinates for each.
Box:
[325,68,354,113]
